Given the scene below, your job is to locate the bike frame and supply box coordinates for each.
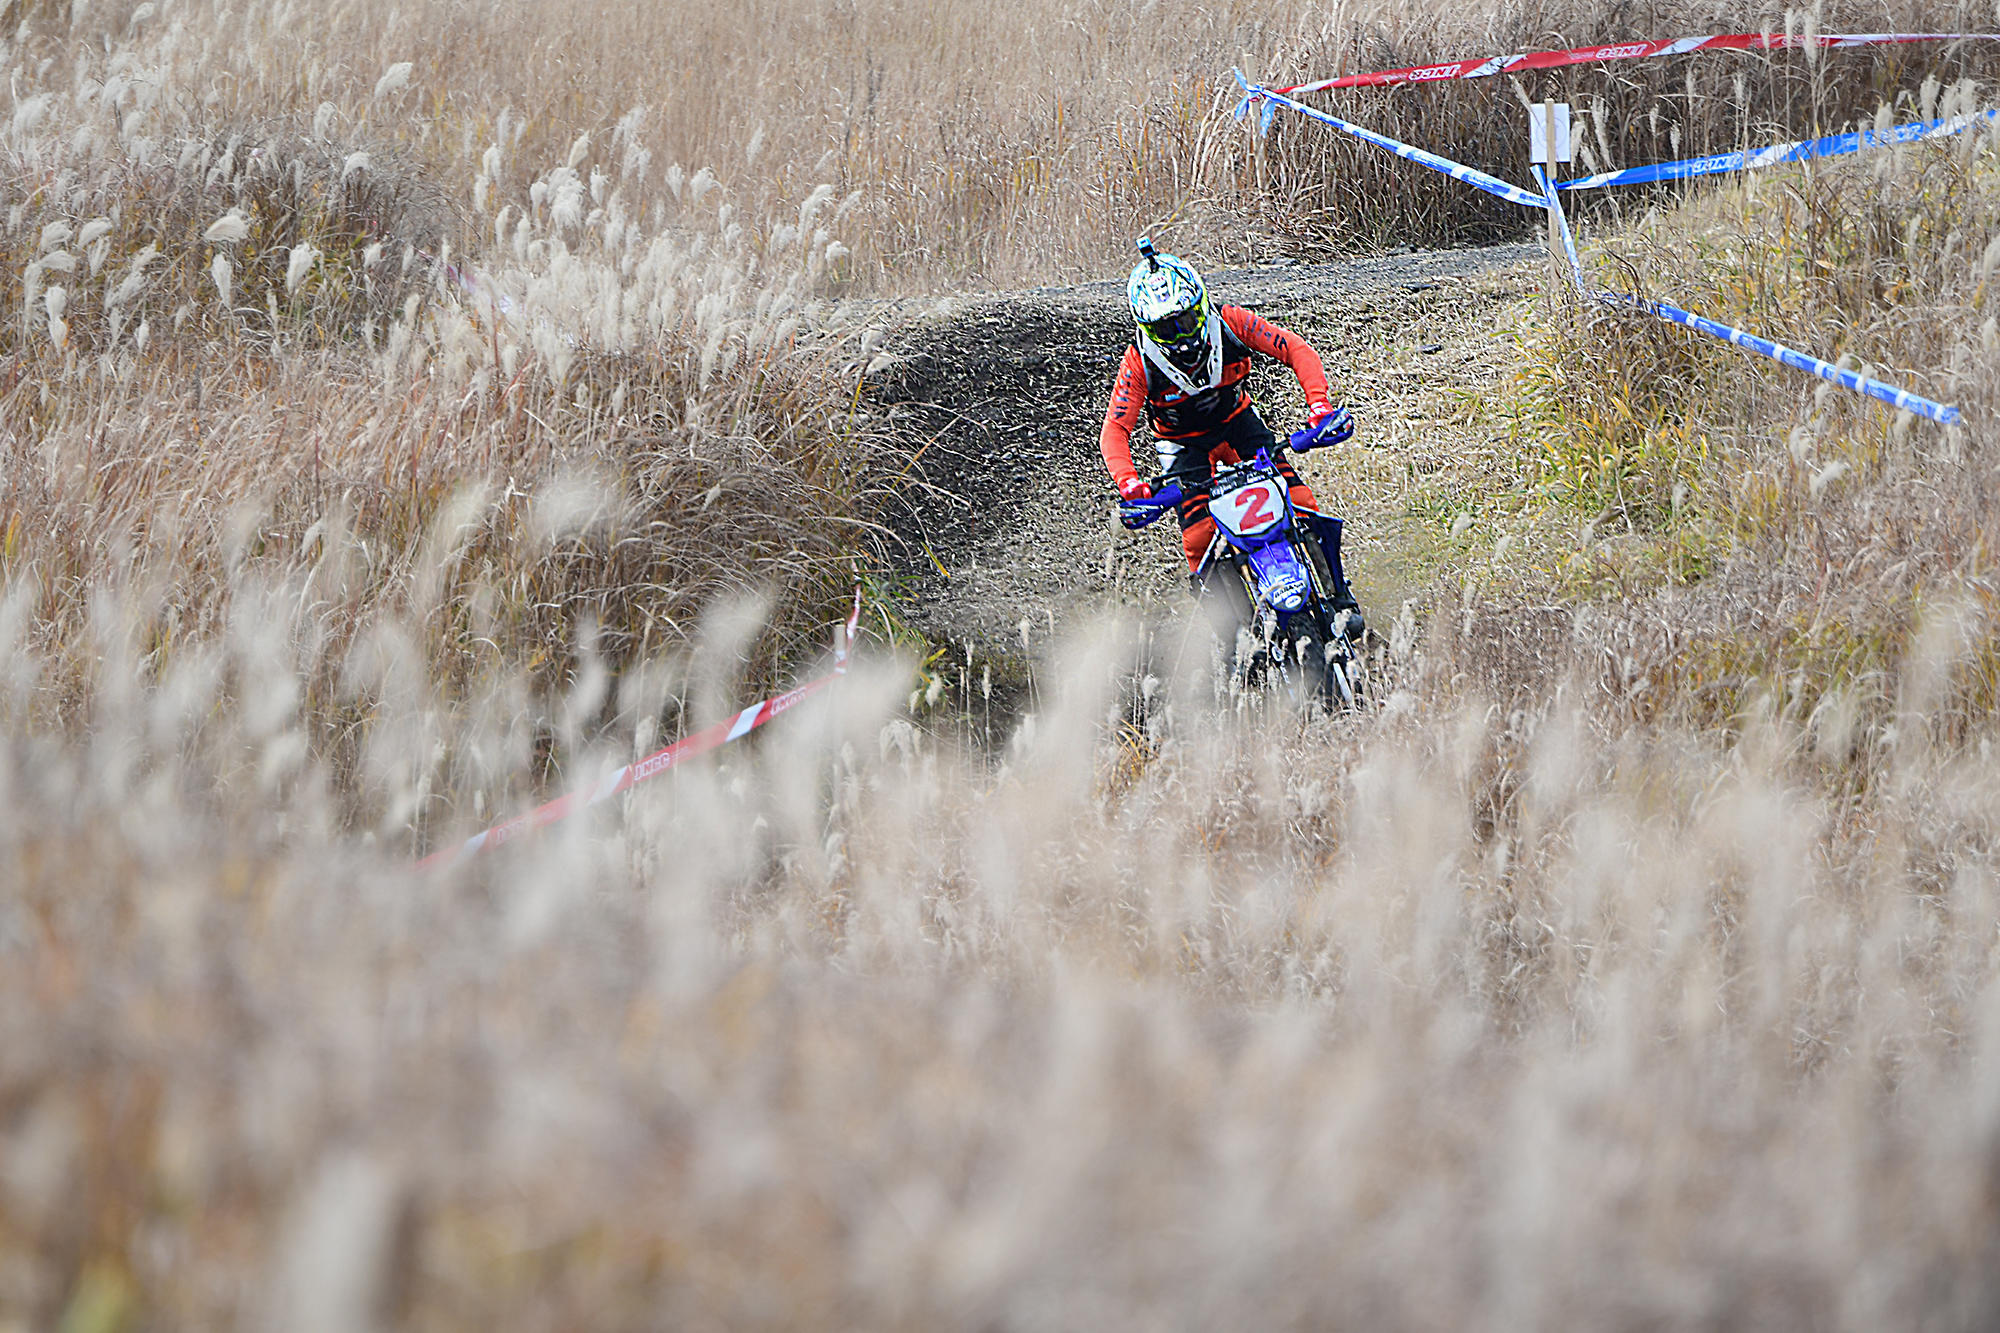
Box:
[1126,446,1333,619]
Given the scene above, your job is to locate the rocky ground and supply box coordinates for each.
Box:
[865,241,1549,668]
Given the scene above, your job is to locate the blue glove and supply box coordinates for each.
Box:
[1289,405,1354,452]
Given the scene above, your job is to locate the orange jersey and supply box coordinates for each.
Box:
[1099,305,1331,485]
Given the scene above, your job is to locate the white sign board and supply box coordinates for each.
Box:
[1530,103,1574,164]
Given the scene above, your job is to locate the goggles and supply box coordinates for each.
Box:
[1142,304,1206,348]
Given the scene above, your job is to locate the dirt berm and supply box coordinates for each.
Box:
[866,242,1544,663]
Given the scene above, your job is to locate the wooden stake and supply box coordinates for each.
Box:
[1245,51,1265,200]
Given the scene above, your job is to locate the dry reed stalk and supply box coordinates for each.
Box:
[3,601,2000,1327]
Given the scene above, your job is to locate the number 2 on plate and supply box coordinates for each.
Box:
[1221,482,1278,533]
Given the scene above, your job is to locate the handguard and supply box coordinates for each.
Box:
[1117,480,1185,530]
[1288,406,1354,452]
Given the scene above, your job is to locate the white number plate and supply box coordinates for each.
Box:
[1211,479,1284,537]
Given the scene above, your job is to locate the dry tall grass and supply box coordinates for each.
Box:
[7,0,2000,1327]
[8,598,2000,1328]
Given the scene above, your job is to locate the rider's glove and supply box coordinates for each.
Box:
[1117,475,1168,529]
[1321,405,1355,446]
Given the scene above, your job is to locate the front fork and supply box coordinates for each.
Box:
[1196,519,1347,617]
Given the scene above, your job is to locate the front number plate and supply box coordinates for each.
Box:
[1212,479,1284,537]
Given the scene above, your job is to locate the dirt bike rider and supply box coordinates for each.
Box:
[1100,237,1364,638]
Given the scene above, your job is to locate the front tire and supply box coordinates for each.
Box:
[1272,620,1330,713]
[1300,611,1364,713]
[1322,599,1370,709]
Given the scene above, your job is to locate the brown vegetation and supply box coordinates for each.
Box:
[5,0,2000,1327]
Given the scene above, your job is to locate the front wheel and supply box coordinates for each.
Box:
[1292,613,1365,714]
[1324,629,1363,710]
[1274,624,1327,712]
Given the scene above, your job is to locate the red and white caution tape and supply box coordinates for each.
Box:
[416,590,863,870]
[1276,32,1998,96]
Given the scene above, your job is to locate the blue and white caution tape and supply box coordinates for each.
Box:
[1535,184,1962,422]
[1531,165,1588,295]
[1232,71,1548,210]
[1602,293,1962,424]
[1558,108,2000,189]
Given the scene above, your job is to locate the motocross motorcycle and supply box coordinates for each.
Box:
[1119,433,1363,711]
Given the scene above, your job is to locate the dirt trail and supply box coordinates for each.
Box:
[868,242,1545,658]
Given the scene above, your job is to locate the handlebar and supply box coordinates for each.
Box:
[1115,411,1354,530]
[1116,437,1290,530]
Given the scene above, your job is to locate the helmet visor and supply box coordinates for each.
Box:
[1142,304,1206,349]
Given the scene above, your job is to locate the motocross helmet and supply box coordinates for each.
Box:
[1127,237,1212,375]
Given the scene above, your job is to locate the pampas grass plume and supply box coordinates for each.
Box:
[286,244,319,295]
[372,61,412,100]
[205,209,249,244]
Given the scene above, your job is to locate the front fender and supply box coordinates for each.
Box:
[1244,541,1311,613]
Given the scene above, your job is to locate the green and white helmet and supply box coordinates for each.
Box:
[1127,237,1218,386]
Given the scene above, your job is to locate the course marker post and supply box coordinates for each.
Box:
[1531,163,1588,296]
[1530,103,1583,296]
[1529,101,1574,165]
